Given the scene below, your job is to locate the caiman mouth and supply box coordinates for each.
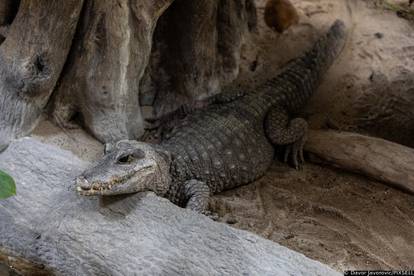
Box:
[75,175,126,196]
[76,183,114,196]
[75,166,153,196]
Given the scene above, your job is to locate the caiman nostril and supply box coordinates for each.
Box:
[76,176,91,190]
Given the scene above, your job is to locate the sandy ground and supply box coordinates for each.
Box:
[212,162,414,271]
[240,0,414,147]
[29,0,414,272]
[214,0,414,271]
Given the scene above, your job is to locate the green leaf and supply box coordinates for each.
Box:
[0,170,16,199]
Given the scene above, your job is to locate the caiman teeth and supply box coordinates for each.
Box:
[76,172,135,195]
[76,183,114,195]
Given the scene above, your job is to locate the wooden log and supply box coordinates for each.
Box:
[305,129,414,194]
[0,0,84,147]
[0,138,340,276]
[139,0,257,123]
[51,0,175,143]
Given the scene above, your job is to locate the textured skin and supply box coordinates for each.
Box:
[76,20,346,214]
[163,20,346,207]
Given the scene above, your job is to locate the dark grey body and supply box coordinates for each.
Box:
[76,20,346,215]
[163,20,346,206]
[164,95,274,202]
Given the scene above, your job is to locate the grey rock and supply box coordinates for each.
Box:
[0,138,340,276]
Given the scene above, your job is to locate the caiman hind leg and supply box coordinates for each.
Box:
[265,105,308,169]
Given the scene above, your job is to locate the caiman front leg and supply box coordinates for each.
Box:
[265,105,308,169]
[183,179,211,214]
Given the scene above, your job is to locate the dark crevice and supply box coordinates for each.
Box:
[94,13,107,53]
[69,111,85,127]
[4,0,20,25]
[35,55,46,74]
[246,0,258,31]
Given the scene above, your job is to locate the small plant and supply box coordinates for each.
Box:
[0,170,16,199]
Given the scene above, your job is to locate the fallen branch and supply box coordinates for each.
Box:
[305,129,414,194]
[0,138,339,276]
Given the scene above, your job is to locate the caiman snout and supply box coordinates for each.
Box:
[75,176,91,190]
[75,175,116,196]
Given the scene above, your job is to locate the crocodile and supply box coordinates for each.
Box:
[76,20,346,215]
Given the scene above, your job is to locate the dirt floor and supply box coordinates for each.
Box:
[212,162,414,271]
[239,0,414,147]
[212,0,414,271]
[30,0,414,272]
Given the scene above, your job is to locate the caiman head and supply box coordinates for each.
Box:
[76,140,172,196]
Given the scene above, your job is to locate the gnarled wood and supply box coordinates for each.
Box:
[139,0,257,122]
[305,130,414,194]
[51,0,175,143]
[0,0,83,148]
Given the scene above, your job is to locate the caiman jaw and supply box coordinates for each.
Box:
[75,176,114,196]
[75,172,138,196]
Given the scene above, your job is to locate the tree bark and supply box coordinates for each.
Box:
[305,130,414,194]
[0,0,83,148]
[140,0,257,121]
[51,0,175,143]
[0,0,257,145]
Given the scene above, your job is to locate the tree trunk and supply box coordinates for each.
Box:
[51,0,256,143]
[51,0,175,142]
[140,0,257,122]
[0,0,83,149]
[0,0,257,145]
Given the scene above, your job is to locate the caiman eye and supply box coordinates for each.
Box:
[117,154,135,164]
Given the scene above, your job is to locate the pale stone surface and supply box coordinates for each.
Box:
[0,138,339,275]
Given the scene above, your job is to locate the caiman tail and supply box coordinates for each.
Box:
[260,20,347,112]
